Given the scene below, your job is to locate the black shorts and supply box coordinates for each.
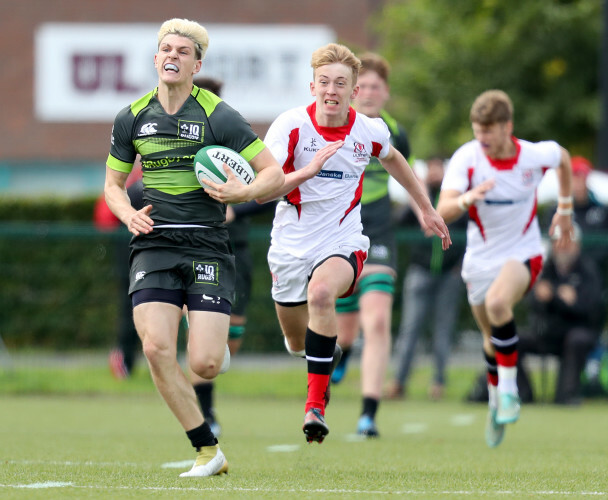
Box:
[128,227,236,304]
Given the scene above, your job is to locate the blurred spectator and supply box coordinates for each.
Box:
[386,156,467,400]
[93,166,143,378]
[545,156,608,277]
[571,156,608,275]
[517,223,603,405]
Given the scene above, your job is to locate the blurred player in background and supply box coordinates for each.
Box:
[437,89,572,448]
[104,18,283,477]
[332,52,411,437]
[261,42,450,444]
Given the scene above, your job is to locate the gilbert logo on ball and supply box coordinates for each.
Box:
[194,146,255,189]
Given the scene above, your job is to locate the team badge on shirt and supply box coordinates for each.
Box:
[179,120,204,142]
[521,169,534,186]
[353,142,368,162]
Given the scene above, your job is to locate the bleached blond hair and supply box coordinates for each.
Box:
[311,43,361,85]
[157,18,209,60]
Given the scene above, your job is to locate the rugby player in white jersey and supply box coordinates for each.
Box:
[260,43,451,443]
[437,90,573,447]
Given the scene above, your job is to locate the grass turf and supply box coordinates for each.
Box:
[0,356,607,499]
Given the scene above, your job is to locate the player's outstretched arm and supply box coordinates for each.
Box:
[437,179,495,225]
[256,140,344,204]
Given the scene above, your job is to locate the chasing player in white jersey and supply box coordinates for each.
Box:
[259,43,451,444]
[437,89,573,448]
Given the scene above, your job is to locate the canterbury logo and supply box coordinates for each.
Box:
[138,123,158,136]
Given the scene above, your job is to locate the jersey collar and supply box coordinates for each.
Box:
[307,102,356,142]
[486,136,521,171]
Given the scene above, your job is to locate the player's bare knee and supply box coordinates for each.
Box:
[484,294,510,323]
[142,339,172,366]
[368,313,390,337]
[307,282,334,313]
[189,354,219,379]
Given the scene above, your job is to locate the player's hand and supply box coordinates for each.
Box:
[421,208,452,250]
[127,204,154,236]
[459,178,496,208]
[548,212,573,249]
[302,140,344,179]
[203,165,249,204]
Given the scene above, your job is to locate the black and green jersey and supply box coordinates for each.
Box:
[107,85,265,226]
[360,109,411,205]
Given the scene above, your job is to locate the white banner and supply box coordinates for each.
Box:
[35,23,335,123]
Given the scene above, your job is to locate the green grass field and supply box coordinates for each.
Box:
[1,356,607,499]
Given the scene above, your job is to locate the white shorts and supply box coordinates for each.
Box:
[464,254,543,306]
[464,271,499,306]
[268,234,369,304]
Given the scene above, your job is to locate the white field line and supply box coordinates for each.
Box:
[3,459,606,496]
[0,483,606,496]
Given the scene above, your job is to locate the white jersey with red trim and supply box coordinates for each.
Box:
[442,137,561,281]
[265,102,390,257]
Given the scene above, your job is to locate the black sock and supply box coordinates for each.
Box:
[490,319,518,367]
[490,319,518,355]
[186,422,217,450]
[484,351,498,376]
[362,397,379,419]
[305,328,336,375]
[193,382,214,420]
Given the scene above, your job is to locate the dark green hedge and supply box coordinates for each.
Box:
[0,220,471,353]
[3,198,604,353]
[0,196,99,222]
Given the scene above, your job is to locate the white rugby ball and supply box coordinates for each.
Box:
[194,145,255,190]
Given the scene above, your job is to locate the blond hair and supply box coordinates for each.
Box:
[358,52,390,83]
[470,90,513,125]
[311,43,361,85]
[157,18,209,60]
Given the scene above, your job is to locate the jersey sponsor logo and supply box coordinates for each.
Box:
[138,122,158,136]
[135,271,146,281]
[194,261,219,285]
[303,137,320,153]
[316,170,343,179]
[178,120,204,141]
[140,154,194,169]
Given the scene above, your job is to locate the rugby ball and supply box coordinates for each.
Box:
[194,145,255,190]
